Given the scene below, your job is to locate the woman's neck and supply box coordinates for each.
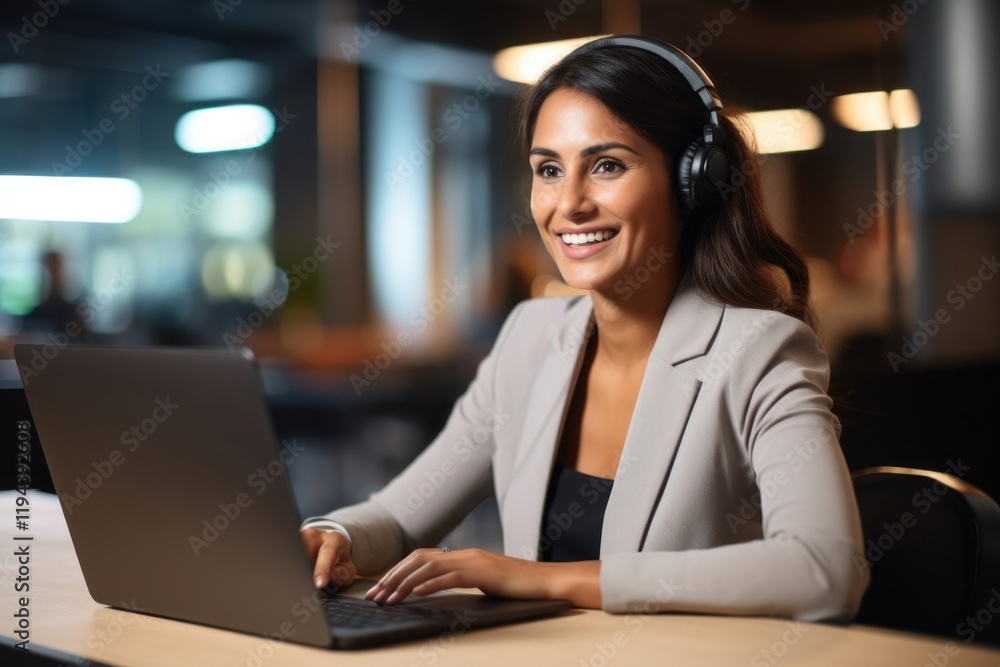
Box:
[588,265,682,370]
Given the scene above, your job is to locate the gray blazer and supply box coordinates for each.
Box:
[303,267,870,622]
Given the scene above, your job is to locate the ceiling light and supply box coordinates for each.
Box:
[175,104,275,154]
[0,176,141,223]
[831,89,921,132]
[493,36,606,84]
[743,109,825,154]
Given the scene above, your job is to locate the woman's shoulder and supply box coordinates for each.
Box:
[709,301,828,374]
[716,301,819,346]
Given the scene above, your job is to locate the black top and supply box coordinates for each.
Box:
[538,460,614,562]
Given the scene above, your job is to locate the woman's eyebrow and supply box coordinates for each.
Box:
[529,147,559,158]
[580,142,640,157]
[529,142,640,158]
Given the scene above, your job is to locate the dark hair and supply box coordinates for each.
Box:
[516,43,817,331]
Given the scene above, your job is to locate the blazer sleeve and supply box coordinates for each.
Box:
[300,302,526,576]
[599,315,870,623]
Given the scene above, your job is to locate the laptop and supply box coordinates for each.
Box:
[13,344,572,649]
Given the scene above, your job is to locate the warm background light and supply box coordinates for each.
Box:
[493,36,606,84]
[742,109,826,154]
[831,89,921,132]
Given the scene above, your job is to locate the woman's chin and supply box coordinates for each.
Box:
[563,278,611,292]
[559,274,612,293]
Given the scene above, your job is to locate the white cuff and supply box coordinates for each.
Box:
[300,518,353,546]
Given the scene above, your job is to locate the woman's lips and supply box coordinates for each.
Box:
[557,229,619,259]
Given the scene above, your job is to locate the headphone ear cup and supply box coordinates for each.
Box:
[677,139,702,214]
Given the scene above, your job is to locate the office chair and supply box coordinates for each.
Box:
[852,466,1000,646]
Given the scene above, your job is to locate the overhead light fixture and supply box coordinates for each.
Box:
[175,104,275,154]
[0,176,142,223]
[742,109,825,154]
[831,89,921,132]
[493,36,606,84]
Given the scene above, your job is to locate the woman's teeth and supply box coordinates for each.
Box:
[561,230,617,246]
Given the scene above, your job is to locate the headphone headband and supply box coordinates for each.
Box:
[560,34,733,220]
[565,35,723,124]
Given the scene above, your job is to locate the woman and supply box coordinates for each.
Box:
[301,35,869,622]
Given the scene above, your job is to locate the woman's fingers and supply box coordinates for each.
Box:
[304,528,353,588]
[367,548,461,604]
[385,560,459,604]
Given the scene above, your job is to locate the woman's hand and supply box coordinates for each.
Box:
[301,527,357,589]
[364,548,602,608]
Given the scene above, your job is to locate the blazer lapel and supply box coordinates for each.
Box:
[599,358,700,554]
[501,267,726,560]
[501,297,593,560]
[601,267,726,554]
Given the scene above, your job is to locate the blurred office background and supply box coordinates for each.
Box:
[1,0,998,551]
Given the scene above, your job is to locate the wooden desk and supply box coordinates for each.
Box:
[3,491,999,666]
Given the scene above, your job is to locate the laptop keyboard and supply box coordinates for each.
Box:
[324,595,460,629]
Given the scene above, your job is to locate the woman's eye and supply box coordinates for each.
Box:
[536,164,560,178]
[595,158,623,174]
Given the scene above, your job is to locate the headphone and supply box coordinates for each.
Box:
[563,35,733,222]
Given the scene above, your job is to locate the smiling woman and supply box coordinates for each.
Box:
[527,89,679,298]
[301,35,869,624]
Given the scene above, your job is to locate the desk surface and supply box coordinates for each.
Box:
[2,491,999,666]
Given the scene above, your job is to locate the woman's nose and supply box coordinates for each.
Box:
[556,174,596,219]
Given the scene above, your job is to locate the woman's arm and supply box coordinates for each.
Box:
[364,550,603,606]
[301,301,527,577]
[366,313,868,623]
[599,314,869,622]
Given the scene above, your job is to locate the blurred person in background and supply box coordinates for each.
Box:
[20,250,86,338]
